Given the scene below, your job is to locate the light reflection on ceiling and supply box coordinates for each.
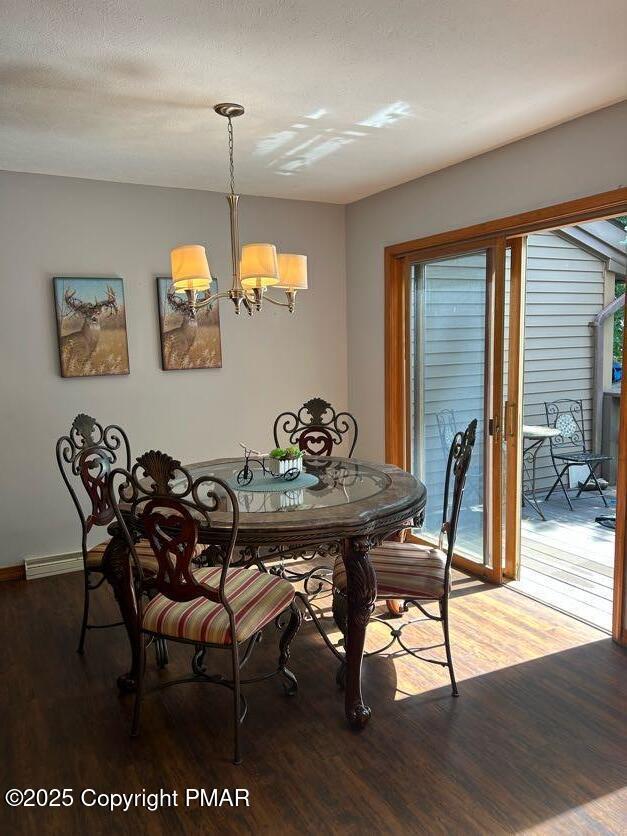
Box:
[255,102,412,176]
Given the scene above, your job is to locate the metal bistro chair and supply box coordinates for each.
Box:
[269,397,359,595]
[332,419,477,697]
[109,450,301,765]
[436,409,458,455]
[56,413,173,657]
[544,399,612,510]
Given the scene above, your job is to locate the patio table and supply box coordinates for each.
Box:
[101,456,426,730]
[522,425,560,520]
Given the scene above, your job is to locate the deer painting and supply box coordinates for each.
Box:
[157,278,222,370]
[54,278,130,377]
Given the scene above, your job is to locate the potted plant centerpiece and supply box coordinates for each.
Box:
[267,446,304,478]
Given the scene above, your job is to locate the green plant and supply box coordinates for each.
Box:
[269,446,303,460]
[615,279,625,367]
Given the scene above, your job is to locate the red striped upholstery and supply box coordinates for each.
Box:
[141,566,295,645]
[86,540,205,575]
[333,542,450,600]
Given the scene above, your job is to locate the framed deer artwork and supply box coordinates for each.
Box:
[53,277,130,378]
[156,277,222,371]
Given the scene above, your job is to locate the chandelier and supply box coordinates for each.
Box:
[170,103,308,316]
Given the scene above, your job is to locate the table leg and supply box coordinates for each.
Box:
[522,438,547,520]
[101,530,141,693]
[342,537,377,729]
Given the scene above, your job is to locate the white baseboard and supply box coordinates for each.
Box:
[24,552,83,580]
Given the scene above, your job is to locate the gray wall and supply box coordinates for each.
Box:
[0,171,347,567]
[346,100,627,461]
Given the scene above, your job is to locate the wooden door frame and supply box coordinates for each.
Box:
[389,236,506,583]
[504,238,526,580]
[384,187,627,643]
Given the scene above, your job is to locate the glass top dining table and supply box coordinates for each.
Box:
[102,456,426,730]
[186,456,392,514]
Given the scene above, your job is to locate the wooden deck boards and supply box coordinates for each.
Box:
[515,490,616,632]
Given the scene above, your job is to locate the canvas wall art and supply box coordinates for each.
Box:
[156,278,223,370]
[53,277,130,378]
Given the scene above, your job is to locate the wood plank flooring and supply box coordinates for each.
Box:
[0,568,625,835]
[517,491,616,631]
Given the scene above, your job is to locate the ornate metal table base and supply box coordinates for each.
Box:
[101,533,141,693]
[342,538,377,728]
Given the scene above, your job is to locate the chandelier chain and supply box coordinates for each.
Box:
[227,116,236,196]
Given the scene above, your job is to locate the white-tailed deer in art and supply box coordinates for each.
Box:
[60,286,119,369]
[163,287,213,366]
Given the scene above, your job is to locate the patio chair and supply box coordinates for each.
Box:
[543,399,611,510]
[109,449,301,764]
[436,409,458,455]
[331,418,478,697]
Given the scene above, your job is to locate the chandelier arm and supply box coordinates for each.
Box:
[193,290,232,309]
[264,289,298,313]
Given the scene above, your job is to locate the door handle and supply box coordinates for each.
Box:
[505,401,517,439]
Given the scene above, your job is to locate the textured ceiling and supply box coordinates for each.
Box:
[1,0,626,203]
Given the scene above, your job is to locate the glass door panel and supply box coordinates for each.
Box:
[409,249,494,572]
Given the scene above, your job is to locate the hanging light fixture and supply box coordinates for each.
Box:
[170,103,308,316]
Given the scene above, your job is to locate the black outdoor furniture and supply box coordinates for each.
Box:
[544,399,612,510]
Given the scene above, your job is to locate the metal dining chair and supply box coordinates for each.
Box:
[56,413,197,661]
[270,396,359,599]
[332,419,478,696]
[273,396,358,457]
[544,399,612,510]
[109,449,301,764]
[56,413,136,654]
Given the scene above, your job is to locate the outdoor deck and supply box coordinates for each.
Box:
[514,489,616,632]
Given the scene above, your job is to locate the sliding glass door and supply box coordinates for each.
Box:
[406,242,505,582]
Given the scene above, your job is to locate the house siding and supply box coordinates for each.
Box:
[411,231,606,532]
[523,231,605,492]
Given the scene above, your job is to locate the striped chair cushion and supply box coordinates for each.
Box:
[333,542,450,600]
[141,567,295,646]
[86,540,205,575]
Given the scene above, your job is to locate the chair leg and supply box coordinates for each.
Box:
[77,572,90,654]
[278,602,302,696]
[440,597,458,698]
[231,643,242,766]
[131,634,146,738]
[154,637,169,669]
[545,461,573,510]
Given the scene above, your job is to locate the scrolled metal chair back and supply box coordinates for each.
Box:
[108,451,240,615]
[273,397,358,458]
[436,409,458,458]
[439,419,478,571]
[544,399,587,453]
[56,413,131,544]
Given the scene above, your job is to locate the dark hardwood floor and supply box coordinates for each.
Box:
[0,568,625,835]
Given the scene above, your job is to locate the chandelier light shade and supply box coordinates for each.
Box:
[277,253,308,290]
[171,245,212,292]
[168,103,307,315]
[240,243,280,288]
